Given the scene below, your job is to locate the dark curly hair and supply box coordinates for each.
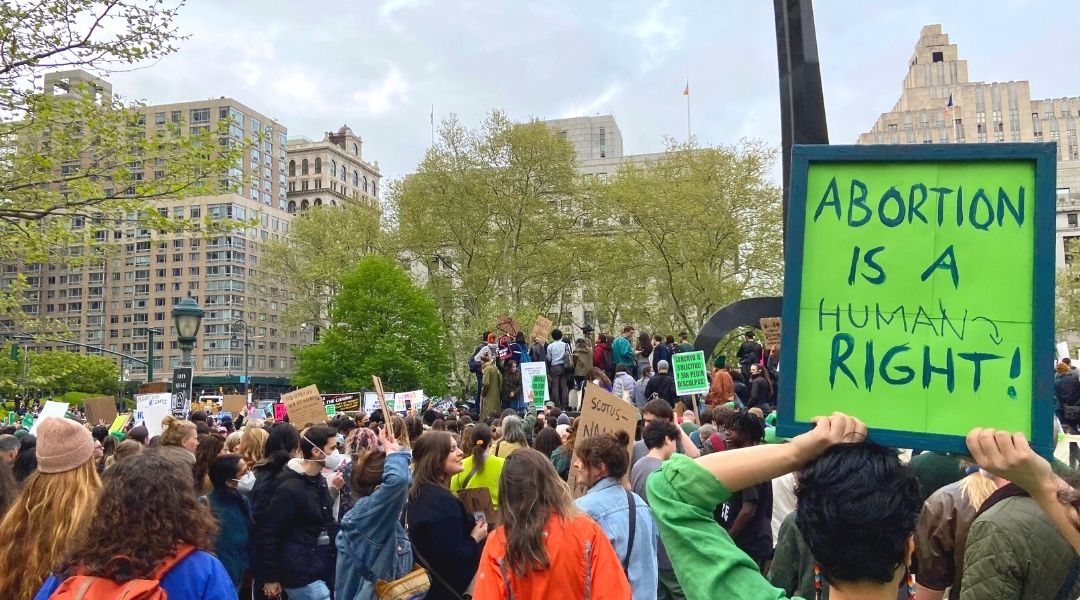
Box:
[56,450,218,582]
[795,442,920,586]
[573,431,631,482]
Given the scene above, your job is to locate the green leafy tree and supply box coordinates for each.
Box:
[26,350,119,396]
[1057,246,1080,338]
[1,0,247,332]
[291,256,451,396]
[588,139,784,335]
[261,201,386,327]
[389,111,584,391]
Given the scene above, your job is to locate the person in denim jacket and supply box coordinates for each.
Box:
[573,431,658,600]
[336,426,413,600]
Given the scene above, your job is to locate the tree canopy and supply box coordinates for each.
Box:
[291,256,451,396]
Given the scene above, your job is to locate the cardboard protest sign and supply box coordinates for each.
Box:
[137,382,167,394]
[457,487,497,527]
[372,376,393,425]
[529,315,553,343]
[520,362,548,408]
[671,351,709,396]
[222,395,247,414]
[134,393,171,437]
[495,314,521,338]
[568,384,640,497]
[281,385,326,427]
[30,401,70,434]
[760,317,782,349]
[273,403,287,422]
[109,414,130,434]
[83,396,117,426]
[778,144,1057,457]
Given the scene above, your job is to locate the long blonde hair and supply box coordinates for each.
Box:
[0,459,101,599]
[160,415,196,447]
[498,448,578,576]
[959,471,997,510]
[240,426,268,466]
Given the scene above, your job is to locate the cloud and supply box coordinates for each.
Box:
[560,85,623,118]
[349,66,409,116]
[634,0,683,71]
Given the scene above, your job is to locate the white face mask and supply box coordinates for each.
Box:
[322,449,343,471]
[234,472,256,493]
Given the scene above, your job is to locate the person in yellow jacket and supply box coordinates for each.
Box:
[450,423,505,509]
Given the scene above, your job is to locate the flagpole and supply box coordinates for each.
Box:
[430,104,435,147]
[685,78,692,142]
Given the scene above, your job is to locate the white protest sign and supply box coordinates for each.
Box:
[363,392,381,412]
[1058,341,1070,361]
[520,362,549,407]
[29,401,70,434]
[394,390,423,412]
[135,393,172,437]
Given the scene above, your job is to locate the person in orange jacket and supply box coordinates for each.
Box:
[706,355,736,408]
[472,448,630,600]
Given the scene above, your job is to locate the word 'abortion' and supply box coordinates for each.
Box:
[812,177,1025,230]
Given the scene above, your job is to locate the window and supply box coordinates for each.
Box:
[190,108,209,123]
[932,51,943,62]
[353,171,359,186]
[301,159,309,175]
[314,179,321,189]
[330,159,336,177]
[1069,213,1078,227]
[363,175,368,193]
[315,158,322,174]
[887,123,897,132]
[288,160,295,176]
[154,112,165,127]
[352,143,359,156]
[301,199,309,210]
[170,110,181,123]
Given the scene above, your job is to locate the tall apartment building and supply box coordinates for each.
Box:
[285,125,381,213]
[857,24,1080,267]
[15,70,310,397]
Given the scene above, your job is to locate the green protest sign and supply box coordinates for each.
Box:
[531,375,546,409]
[672,351,709,396]
[778,144,1057,457]
[325,403,337,417]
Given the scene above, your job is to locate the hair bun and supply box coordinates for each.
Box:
[475,439,485,447]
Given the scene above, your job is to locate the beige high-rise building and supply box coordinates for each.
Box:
[857,25,1080,267]
[11,70,311,397]
[285,125,381,213]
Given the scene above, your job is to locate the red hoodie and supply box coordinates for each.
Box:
[593,342,610,371]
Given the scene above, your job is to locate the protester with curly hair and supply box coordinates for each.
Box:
[0,418,101,600]
[474,448,630,599]
[32,450,234,599]
[158,415,199,484]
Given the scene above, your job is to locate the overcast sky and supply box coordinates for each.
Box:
[105,0,1080,183]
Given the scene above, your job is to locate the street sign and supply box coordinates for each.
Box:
[171,367,193,417]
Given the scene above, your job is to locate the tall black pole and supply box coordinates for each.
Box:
[774,0,829,244]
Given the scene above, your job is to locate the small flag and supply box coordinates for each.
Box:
[943,94,953,118]
[682,81,689,96]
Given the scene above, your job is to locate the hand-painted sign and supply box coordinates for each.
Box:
[778,144,1056,457]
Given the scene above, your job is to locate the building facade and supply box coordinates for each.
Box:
[285,125,381,213]
[857,24,1080,267]
[13,70,311,397]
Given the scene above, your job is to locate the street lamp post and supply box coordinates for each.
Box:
[171,296,205,368]
[146,327,163,383]
[232,319,249,398]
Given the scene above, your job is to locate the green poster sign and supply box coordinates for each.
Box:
[325,403,337,417]
[531,375,546,408]
[779,144,1057,457]
[21,413,33,429]
[4,412,14,426]
[672,351,709,396]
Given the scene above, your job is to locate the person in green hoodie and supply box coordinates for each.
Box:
[647,415,1080,600]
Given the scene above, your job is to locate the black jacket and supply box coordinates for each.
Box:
[256,461,337,588]
[1055,371,1080,406]
[644,372,679,406]
[737,340,763,365]
[749,375,772,409]
[408,484,482,600]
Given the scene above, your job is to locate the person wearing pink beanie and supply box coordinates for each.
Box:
[0,417,101,599]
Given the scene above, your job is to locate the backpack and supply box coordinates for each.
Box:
[468,344,484,374]
[49,545,195,600]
